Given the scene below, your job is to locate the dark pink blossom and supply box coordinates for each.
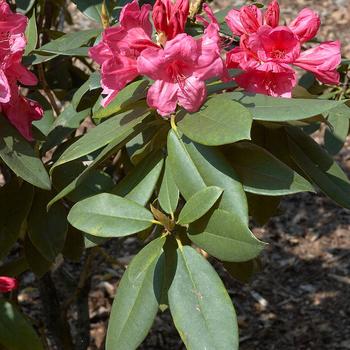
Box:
[0,276,18,293]
[225,1,340,97]
[89,0,157,106]
[0,0,43,140]
[137,20,224,116]
[152,0,189,42]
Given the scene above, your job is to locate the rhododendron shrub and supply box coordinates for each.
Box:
[0,0,349,349]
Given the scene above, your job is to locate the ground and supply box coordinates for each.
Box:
[10,0,350,349]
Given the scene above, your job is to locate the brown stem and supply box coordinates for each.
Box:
[38,273,74,350]
[38,64,61,116]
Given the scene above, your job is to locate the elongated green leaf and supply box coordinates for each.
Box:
[52,108,148,170]
[48,120,148,208]
[52,161,114,202]
[106,237,165,350]
[178,96,252,145]
[73,0,102,22]
[68,193,154,237]
[324,104,350,155]
[93,80,149,120]
[0,116,51,190]
[28,191,68,262]
[38,29,101,54]
[227,142,314,195]
[0,257,29,277]
[229,92,345,121]
[72,72,101,110]
[168,245,238,350]
[42,106,90,153]
[184,137,249,222]
[24,10,37,55]
[286,126,350,209]
[24,235,52,277]
[188,209,266,262]
[158,158,179,215]
[111,151,164,206]
[167,129,206,198]
[0,300,44,350]
[178,186,223,225]
[167,130,248,222]
[223,258,261,283]
[0,181,34,260]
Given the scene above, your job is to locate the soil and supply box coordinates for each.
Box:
[6,1,350,349]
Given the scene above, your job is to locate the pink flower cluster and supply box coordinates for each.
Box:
[89,0,225,116]
[90,0,341,116]
[226,0,341,97]
[0,276,17,292]
[0,0,43,140]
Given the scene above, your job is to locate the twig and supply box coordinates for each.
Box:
[38,64,60,116]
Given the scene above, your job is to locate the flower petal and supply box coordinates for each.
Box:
[293,41,341,84]
[264,0,280,27]
[0,69,10,103]
[288,8,320,43]
[177,75,206,112]
[147,79,178,116]
[235,69,297,97]
[225,9,245,36]
[0,276,18,293]
[240,5,263,34]
[100,55,139,106]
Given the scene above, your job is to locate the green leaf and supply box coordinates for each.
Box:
[167,130,248,222]
[62,227,85,262]
[24,235,52,277]
[178,186,223,225]
[226,142,314,195]
[111,151,164,206]
[0,300,44,350]
[106,237,165,350]
[52,108,149,171]
[0,116,51,190]
[229,92,345,121]
[0,257,29,277]
[177,95,252,145]
[72,72,101,110]
[73,0,102,22]
[223,258,261,283]
[286,126,350,209]
[28,191,68,262]
[52,162,114,202]
[48,119,149,208]
[0,181,34,260]
[38,29,101,54]
[168,245,238,350]
[42,106,90,153]
[24,10,37,55]
[188,209,266,262]
[68,193,154,237]
[324,105,350,155]
[16,0,36,13]
[246,193,281,226]
[167,129,206,198]
[93,80,149,120]
[158,158,179,215]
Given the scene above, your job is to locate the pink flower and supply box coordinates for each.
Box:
[288,8,320,43]
[0,276,18,293]
[137,20,224,116]
[89,0,157,106]
[225,0,319,40]
[0,0,43,140]
[225,1,340,97]
[152,0,189,42]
